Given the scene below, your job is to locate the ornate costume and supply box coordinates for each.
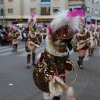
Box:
[33,10,81,100]
[88,24,96,56]
[96,25,100,46]
[25,28,42,68]
[74,26,90,69]
[12,32,20,52]
[75,28,90,51]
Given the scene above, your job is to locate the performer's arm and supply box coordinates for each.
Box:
[30,41,40,48]
[76,35,90,44]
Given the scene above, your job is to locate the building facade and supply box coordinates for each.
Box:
[0,0,68,26]
[0,0,85,26]
[68,0,84,9]
[85,0,100,25]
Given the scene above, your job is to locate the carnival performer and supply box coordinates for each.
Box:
[75,26,90,69]
[92,27,98,49]
[96,25,100,46]
[25,28,42,68]
[12,31,21,52]
[33,10,82,100]
[8,28,15,46]
[28,12,36,30]
[88,24,96,56]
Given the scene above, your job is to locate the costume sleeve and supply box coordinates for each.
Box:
[35,34,42,45]
[30,41,35,46]
[87,32,90,38]
[76,34,80,40]
[28,33,30,39]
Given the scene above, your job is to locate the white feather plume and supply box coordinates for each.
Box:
[50,10,81,33]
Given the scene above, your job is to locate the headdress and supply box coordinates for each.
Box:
[29,27,35,32]
[97,25,100,31]
[47,9,84,40]
[28,12,36,27]
[88,24,95,32]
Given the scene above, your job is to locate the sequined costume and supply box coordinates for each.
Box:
[75,30,90,50]
[33,10,82,100]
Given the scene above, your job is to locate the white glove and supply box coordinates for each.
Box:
[66,86,75,100]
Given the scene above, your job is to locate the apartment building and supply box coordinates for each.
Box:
[0,0,85,26]
[85,0,100,25]
[0,0,68,26]
[68,0,84,9]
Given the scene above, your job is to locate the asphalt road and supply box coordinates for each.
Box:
[0,42,100,100]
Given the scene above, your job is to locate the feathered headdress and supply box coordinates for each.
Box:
[88,24,95,32]
[28,12,36,27]
[97,25,100,31]
[48,9,84,40]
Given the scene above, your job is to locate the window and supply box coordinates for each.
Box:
[0,8,4,16]
[8,0,13,1]
[95,9,98,15]
[41,7,50,15]
[8,8,13,13]
[53,7,59,13]
[91,8,94,15]
[30,8,36,13]
[86,7,90,12]
[0,0,3,4]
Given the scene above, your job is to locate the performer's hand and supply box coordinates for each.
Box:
[67,86,75,100]
[86,38,90,41]
[35,44,40,48]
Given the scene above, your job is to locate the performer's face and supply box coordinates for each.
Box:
[52,35,66,47]
[79,27,85,34]
[31,19,34,22]
[31,31,35,34]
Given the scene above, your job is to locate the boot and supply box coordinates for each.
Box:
[52,96,60,100]
[91,48,94,56]
[97,41,99,46]
[82,56,85,60]
[27,54,31,68]
[77,56,80,66]
[88,48,91,56]
[79,56,83,69]
[32,53,36,66]
[15,44,18,52]
[12,45,15,52]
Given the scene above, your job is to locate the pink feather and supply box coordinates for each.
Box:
[67,9,85,17]
[47,26,53,40]
[30,12,36,18]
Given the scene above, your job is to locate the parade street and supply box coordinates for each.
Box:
[0,42,100,100]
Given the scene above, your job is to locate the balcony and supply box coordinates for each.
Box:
[68,0,84,5]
